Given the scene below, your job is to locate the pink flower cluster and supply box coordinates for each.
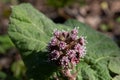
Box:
[47,28,87,69]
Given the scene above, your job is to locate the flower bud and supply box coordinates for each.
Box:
[59,41,66,50]
[50,37,58,46]
[50,50,60,60]
[54,30,61,38]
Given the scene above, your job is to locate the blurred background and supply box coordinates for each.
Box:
[0,0,120,80]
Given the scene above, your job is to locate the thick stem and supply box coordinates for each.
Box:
[62,69,77,80]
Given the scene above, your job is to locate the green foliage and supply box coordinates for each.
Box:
[0,0,11,3]
[47,0,74,8]
[0,35,14,54]
[100,24,109,32]
[112,75,120,80]
[11,60,26,79]
[0,71,7,79]
[116,17,120,23]
[8,3,120,80]
[108,57,120,74]
[77,0,86,6]
[47,0,86,8]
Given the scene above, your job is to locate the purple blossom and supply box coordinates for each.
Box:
[54,30,61,38]
[50,50,60,60]
[71,28,78,35]
[74,43,81,52]
[59,41,66,50]
[50,37,58,46]
[60,56,69,68]
[67,50,76,58]
[71,57,79,65]
[78,46,86,58]
[71,34,78,40]
[74,43,86,58]
[47,28,87,70]
[79,36,86,45]
[62,31,69,38]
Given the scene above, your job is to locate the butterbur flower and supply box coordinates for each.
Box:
[60,56,69,68]
[71,56,79,66]
[67,50,76,58]
[62,31,69,38]
[71,34,78,40]
[71,28,78,35]
[74,43,86,58]
[59,41,66,50]
[54,30,61,38]
[79,36,87,46]
[74,43,81,52]
[50,37,58,46]
[50,50,60,60]
[47,28,87,79]
[78,46,86,58]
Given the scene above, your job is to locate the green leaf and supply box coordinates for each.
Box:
[11,60,26,78]
[112,75,120,80]
[0,71,7,79]
[9,3,69,80]
[78,62,98,80]
[0,35,14,54]
[108,57,120,74]
[47,0,74,8]
[8,3,120,80]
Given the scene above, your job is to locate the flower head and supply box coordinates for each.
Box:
[47,28,87,69]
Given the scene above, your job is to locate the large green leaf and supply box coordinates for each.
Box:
[8,3,120,80]
[112,75,120,80]
[8,3,69,80]
[108,57,120,74]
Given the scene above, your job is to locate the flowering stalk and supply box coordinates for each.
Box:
[47,28,87,80]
